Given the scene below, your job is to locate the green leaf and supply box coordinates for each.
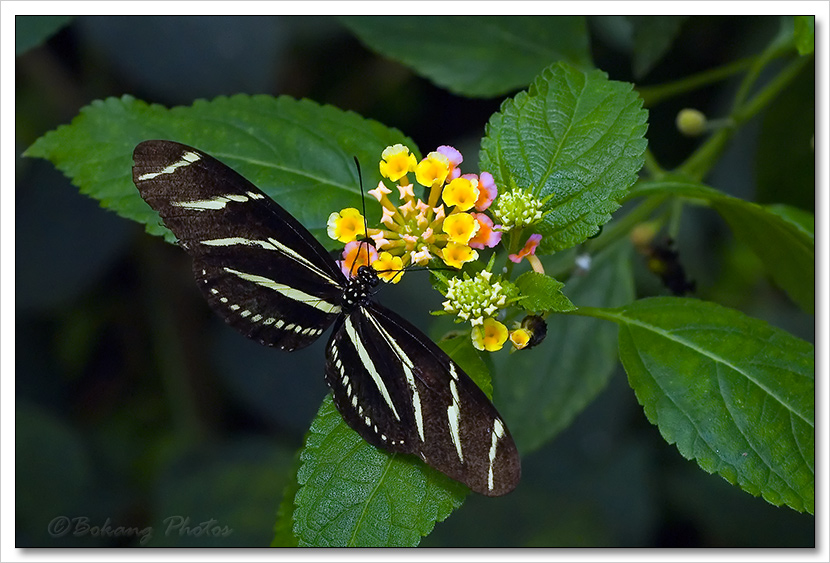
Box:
[793,16,814,55]
[629,16,688,79]
[271,452,302,547]
[714,200,815,314]
[765,204,815,237]
[481,61,648,254]
[588,16,633,54]
[632,181,815,313]
[16,15,74,56]
[755,62,814,212]
[294,396,467,547]
[605,297,814,514]
[340,16,592,98]
[514,271,575,314]
[493,239,635,452]
[24,94,414,245]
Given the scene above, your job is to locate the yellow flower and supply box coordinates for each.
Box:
[509,328,531,350]
[327,208,365,243]
[441,243,478,269]
[510,315,547,350]
[472,318,508,352]
[372,251,405,283]
[379,144,417,181]
[442,176,480,211]
[415,151,450,188]
[442,212,479,244]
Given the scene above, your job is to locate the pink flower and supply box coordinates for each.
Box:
[468,213,502,249]
[475,172,498,211]
[337,241,378,278]
[509,234,544,273]
[437,145,463,180]
[509,234,542,263]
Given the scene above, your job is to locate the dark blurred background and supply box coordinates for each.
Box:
[15,15,814,547]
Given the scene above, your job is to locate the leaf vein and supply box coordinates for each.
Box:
[618,314,811,426]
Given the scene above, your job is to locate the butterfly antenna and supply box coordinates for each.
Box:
[351,156,371,277]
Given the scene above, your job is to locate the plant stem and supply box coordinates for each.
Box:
[678,52,810,181]
[733,53,812,124]
[676,127,733,182]
[636,57,754,107]
[668,198,684,240]
[585,192,668,255]
[503,228,520,278]
[642,147,664,179]
[731,26,795,111]
[561,305,620,323]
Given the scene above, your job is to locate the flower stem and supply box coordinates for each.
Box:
[732,53,812,124]
[585,193,668,255]
[642,148,665,179]
[678,53,810,181]
[636,56,754,107]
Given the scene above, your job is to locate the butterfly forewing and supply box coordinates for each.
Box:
[326,302,521,497]
[133,140,345,351]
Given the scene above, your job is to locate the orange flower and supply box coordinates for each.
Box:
[338,241,378,278]
[509,233,544,274]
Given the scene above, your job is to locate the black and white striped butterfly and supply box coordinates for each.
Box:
[132,140,520,496]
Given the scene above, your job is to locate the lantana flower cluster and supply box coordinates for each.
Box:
[326,144,547,351]
[442,270,519,352]
[328,144,502,280]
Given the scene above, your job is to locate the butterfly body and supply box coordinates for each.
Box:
[132,140,520,496]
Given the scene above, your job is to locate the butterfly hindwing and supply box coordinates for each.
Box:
[133,140,345,351]
[326,302,521,497]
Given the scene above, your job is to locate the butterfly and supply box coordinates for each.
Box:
[132,140,520,496]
